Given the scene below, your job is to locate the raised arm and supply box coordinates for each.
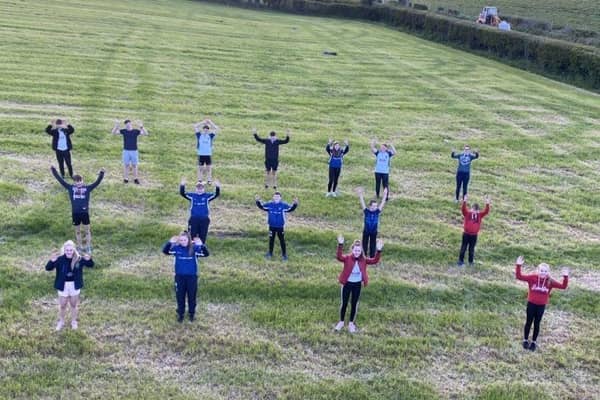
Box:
[388,144,396,156]
[162,236,178,255]
[342,140,350,155]
[336,235,345,262]
[208,181,221,202]
[46,123,54,135]
[551,268,569,290]
[253,128,266,144]
[45,251,59,271]
[326,139,333,155]
[357,187,366,210]
[370,140,377,154]
[515,256,531,281]
[138,121,148,135]
[87,168,105,191]
[366,239,383,264]
[451,149,460,159]
[285,197,298,213]
[205,118,220,134]
[111,120,120,134]
[50,166,70,189]
[255,195,266,211]
[80,254,94,268]
[179,179,190,200]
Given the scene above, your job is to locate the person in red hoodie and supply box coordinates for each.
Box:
[333,235,383,333]
[515,255,569,352]
[457,194,490,267]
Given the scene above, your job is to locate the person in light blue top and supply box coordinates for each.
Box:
[370,140,396,200]
[255,192,298,261]
[451,144,479,202]
[194,118,220,183]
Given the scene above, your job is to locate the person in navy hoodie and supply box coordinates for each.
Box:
[255,192,298,261]
[358,186,387,257]
[325,139,349,197]
[50,165,104,254]
[180,178,220,244]
[194,118,220,183]
[46,118,75,179]
[162,231,209,322]
[334,235,383,333]
[45,240,94,331]
[451,144,479,202]
[370,140,396,201]
[515,256,569,351]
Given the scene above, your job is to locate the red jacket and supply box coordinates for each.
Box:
[337,244,381,286]
[515,264,568,305]
[462,202,490,235]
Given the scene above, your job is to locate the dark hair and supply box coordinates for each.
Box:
[269,131,276,137]
[472,203,480,211]
[72,175,83,182]
[124,119,131,124]
[274,191,281,196]
[368,200,377,207]
[203,125,210,130]
[55,119,63,125]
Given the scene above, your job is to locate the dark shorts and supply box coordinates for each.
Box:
[265,158,278,171]
[72,212,90,226]
[198,155,212,166]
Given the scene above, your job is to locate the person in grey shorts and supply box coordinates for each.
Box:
[112,119,148,184]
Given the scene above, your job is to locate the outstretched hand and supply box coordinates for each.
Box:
[180,177,186,186]
[50,250,59,262]
[561,267,570,277]
[255,194,260,201]
[293,196,299,204]
[376,239,384,251]
[337,234,344,245]
[252,127,257,134]
[214,179,221,187]
[516,255,524,265]
[355,187,364,195]
[484,195,491,204]
[169,235,178,244]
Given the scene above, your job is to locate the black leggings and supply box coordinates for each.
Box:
[458,233,478,263]
[524,302,546,342]
[55,150,73,178]
[268,226,286,256]
[175,275,198,318]
[340,281,362,322]
[455,171,470,201]
[374,172,389,199]
[362,230,377,258]
[189,217,210,244]
[328,167,341,192]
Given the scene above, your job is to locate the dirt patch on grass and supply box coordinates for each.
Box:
[573,271,600,292]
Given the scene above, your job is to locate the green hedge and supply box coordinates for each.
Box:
[199,0,600,91]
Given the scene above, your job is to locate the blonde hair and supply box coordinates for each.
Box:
[60,240,81,269]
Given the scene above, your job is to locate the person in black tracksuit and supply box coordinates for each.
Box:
[253,128,290,189]
[46,119,75,179]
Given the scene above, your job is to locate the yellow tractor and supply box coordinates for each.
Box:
[476,6,500,26]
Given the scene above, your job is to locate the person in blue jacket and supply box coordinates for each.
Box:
[162,231,209,322]
[194,118,220,183]
[326,139,349,197]
[451,144,479,202]
[255,192,298,261]
[370,140,396,201]
[51,165,104,254]
[358,186,387,257]
[180,178,220,244]
[45,240,94,331]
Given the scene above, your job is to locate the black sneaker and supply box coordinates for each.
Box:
[124,179,129,184]
[529,342,537,352]
[522,340,529,350]
[189,314,195,322]
[134,179,140,184]
[177,314,184,323]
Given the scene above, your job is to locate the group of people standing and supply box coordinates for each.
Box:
[42,118,569,351]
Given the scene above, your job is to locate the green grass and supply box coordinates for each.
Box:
[1,0,599,398]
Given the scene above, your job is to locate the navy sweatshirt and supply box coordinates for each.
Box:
[256,200,297,228]
[254,133,289,160]
[162,242,209,275]
[180,185,220,218]
[52,167,104,214]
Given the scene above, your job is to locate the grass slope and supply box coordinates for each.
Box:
[0,0,599,399]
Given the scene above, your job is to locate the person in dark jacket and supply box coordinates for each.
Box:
[180,178,220,244]
[334,235,383,333]
[45,240,94,331]
[255,192,298,261]
[46,119,75,179]
[162,231,209,322]
[358,186,387,257]
[50,165,104,254]
[325,139,349,197]
[451,144,479,202]
[253,128,290,189]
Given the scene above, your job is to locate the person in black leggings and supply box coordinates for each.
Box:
[325,139,349,197]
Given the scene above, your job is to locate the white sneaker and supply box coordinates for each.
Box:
[325,192,331,197]
[332,192,338,197]
[55,320,64,331]
[71,320,78,330]
[334,321,344,331]
[348,322,357,333]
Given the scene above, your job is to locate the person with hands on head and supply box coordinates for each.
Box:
[358,186,387,258]
[253,127,290,189]
[325,138,350,197]
[255,192,298,261]
[334,235,383,333]
[45,240,94,331]
[457,194,490,267]
[50,165,105,254]
[111,119,148,184]
[46,118,75,179]
[451,144,479,202]
[180,177,220,244]
[370,140,396,200]
[194,118,220,184]
[162,231,209,323]
[515,255,569,352]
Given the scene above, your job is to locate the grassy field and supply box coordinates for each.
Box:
[1,0,599,399]
[406,0,600,33]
